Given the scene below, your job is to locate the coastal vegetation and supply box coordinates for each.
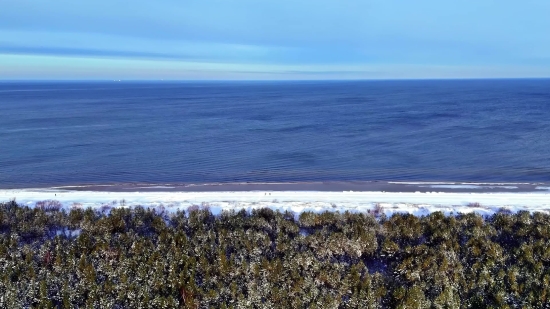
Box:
[1,200,550,308]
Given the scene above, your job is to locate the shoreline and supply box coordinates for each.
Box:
[41,180,550,193]
[1,183,550,217]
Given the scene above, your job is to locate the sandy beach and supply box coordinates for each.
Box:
[2,181,550,217]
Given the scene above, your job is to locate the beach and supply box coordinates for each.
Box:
[2,181,550,217]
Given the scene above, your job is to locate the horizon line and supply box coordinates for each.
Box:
[1,77,550,83]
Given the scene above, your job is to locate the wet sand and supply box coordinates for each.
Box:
[50,181,550,193]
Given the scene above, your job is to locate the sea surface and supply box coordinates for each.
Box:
[1,79,549,188]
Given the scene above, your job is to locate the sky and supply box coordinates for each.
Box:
[1,0,550,80]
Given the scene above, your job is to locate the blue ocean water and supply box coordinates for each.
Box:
[1,80,549,188]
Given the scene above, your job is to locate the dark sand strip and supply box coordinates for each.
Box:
[51,181,549,193]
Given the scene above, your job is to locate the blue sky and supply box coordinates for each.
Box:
[1,0,549,80]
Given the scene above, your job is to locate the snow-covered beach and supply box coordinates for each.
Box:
[2,182,550,216]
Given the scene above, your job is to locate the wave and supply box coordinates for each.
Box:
[5,180,546,194]
[1,124,111,133]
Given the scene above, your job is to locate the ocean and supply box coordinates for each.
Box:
[1,79,549,188]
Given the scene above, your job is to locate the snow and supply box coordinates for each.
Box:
[1,189,549,217]
[135,186,176,189]
[420,185,519,189]
[389,181,532,185]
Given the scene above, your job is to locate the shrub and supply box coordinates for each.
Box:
[497,207,513,214]
[35,200,62,212]
[100,204,112,213]
[188,205,200,212]
[371,203,384,217]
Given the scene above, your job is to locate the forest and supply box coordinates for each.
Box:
[1,199,550,308]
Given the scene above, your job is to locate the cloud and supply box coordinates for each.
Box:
[2,53,549,80]
[1,0,550,79]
